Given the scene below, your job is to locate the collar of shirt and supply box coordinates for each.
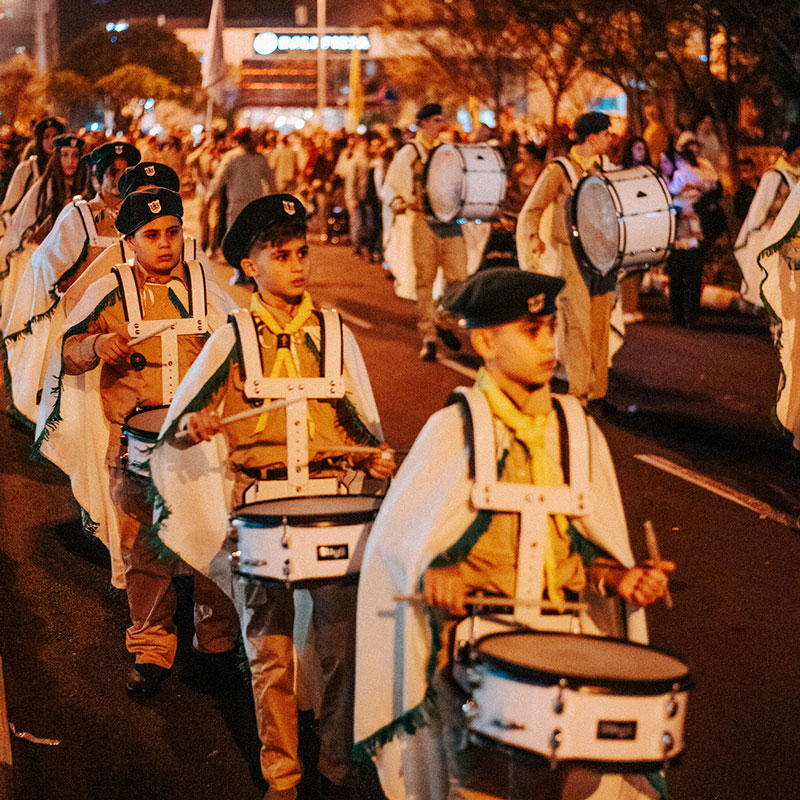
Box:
[569,145,602,174]
[415,131,439,153]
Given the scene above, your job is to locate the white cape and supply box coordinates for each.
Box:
[758,185,800,448]
[34,269,236,588]
[734,168,795,307]
[353,400,647,800]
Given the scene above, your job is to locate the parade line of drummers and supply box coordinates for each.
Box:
[0,103,798,800]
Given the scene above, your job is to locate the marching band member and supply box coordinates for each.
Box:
[0,116,65,233]
[34,187,239,696]
[734,129,800,307]
[354,268,673,800]
[0,134,87,325]
[2,141,140,424]
[756,184,800,458]
[148,194,395,800]
[516,112,617,405]
[383,103,467,362]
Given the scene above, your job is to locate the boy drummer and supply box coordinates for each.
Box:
[40,187,239,697]
[353,268,674,800]
[149,194,395,800]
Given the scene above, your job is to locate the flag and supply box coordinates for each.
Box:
[201,0,226,107]
[347,48,364,132]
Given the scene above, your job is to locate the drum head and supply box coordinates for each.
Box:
[122,406,170,439]
[234,495,383,526]
[477,632,691,694]
[574,176,621,273]
[425,145,464,222]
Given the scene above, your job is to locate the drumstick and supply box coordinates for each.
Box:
[175,397,306,442]
[393,594,587,613]
[644,520,674,610]
[127,320,176,347]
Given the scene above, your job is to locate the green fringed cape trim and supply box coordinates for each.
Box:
[756,210,800,439]
[0,333,34,429]
[146,345,235,560]
[31,286,120,462]
[6,236,91,344]
[645,771,670,800]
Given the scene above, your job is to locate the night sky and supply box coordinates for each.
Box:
[58,0,375,47]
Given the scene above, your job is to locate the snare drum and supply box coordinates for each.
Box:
[230,495,383,585]
[460,631,690,769]
[569,165,675,275]
[425,143,507,223]
[121,406,169,477]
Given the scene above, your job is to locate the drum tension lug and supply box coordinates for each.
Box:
[665,682,679,719]
[549,729,562,769]
[553,678,567,714]
[662,732,674,771]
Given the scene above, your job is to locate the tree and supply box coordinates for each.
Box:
[0,54,51,127]
[59,22,202,88]
[45,70,97,124]
[95,65,186,130]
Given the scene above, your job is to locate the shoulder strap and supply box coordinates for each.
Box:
[551,394,590,501]
[230,308,263,395]
[111,262,142,324]
[448,387,498,491]
[185,259,208,320]
[552,156,580,190]
[317,308,343,379]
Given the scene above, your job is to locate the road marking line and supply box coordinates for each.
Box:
[335,309,374,330]
[634,453,800,530]
[438,358,478,379]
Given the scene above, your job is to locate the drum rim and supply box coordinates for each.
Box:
[233,493,383,527]
[474,631,692,695]
[122,404,171,439]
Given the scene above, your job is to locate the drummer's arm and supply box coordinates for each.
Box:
[518,165,563,253]
[62,317,118,375]
[588,559,675,608]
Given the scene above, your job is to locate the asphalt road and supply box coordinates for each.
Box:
[2,235,800,800]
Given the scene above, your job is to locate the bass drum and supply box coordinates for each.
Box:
[569,165,675,275]
[425,143,507,223]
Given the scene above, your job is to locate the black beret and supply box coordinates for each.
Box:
[118,162,180,197]
[116,187,183,236]
[443,268,564,328]
[35,117,66,137]
[89,141,141,173]
[53,134,85,152]
[222,194,307,268]
[417,103,443,122]
[574,112,611,142]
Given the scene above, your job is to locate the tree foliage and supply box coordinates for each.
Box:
[0,55,50,126]
[59,22,202,88]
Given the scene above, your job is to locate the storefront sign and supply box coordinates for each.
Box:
[253,32,371,56]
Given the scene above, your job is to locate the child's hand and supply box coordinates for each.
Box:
[616,561,676,607]
[94,333,132,366]
[185,408,222,443]
[423,565,468,616]
[365,443,396,479]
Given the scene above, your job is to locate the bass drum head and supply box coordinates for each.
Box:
[476,631,691,694]
[122,406,170,440]
[425,144,464,222]
[574,176,621,274]
[234,494,383,527]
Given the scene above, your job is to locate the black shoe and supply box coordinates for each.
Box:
[419,341,437,362]
[186,646,249,689]
[436,326,461,351]
[125,663,169,698]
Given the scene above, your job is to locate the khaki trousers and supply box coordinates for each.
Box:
[555,245,614,402]
[108,465,239,668]
[410,213,467,343]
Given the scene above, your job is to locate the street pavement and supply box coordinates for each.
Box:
[2,232,799,799]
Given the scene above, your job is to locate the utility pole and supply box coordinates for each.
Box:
[34,0,58,71]
[316,0,327,120]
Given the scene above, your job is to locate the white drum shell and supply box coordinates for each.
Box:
[231,498,381,583]
[122,407,169,478]
[572,165,675,274]
[425,143,507,223]
[468,666,688,766]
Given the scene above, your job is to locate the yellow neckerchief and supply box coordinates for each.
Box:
[415,130,439,155]
[774,155,800,180]
[475,368,571,604]
[249,290,315,435]
[569,145,602,175]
